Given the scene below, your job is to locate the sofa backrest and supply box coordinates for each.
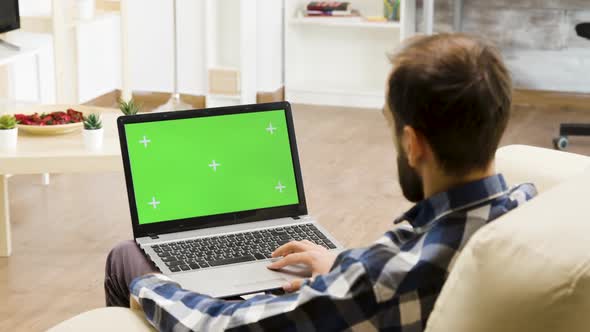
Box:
[496,144,590,192]
[426,163,590,331]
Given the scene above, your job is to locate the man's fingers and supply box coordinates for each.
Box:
[271,241,312,258]
[267,252,312,270]
[282,278,305,293]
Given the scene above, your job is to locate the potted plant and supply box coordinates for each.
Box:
[119,98,141,116]
[83,113,103,151]
[0,114,18,151]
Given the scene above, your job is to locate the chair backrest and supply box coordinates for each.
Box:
[426,148,590,332]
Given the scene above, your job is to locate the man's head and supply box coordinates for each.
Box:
[384,34,512,202]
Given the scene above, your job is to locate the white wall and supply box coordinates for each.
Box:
[506,48,590,93]
[18,0,51,16]
[13,0,284,102]
[256,0,283,92]
[423,0,590,93]
[126,0,174,93]
[127,0,206,95]
[128,0,283,95]
[76,14,122,102]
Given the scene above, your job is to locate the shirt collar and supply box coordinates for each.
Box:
[394,174,509,231]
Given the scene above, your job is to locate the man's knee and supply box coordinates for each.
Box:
[106,240,138,275]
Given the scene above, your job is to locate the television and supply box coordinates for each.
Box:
[0,0,20,34]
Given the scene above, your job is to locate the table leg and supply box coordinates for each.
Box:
[0,175,11,256]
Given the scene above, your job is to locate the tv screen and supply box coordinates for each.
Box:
[0,0,20,34]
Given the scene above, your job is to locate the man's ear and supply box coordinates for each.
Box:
[402,126,426,168]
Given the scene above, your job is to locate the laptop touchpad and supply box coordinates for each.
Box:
[276,263,312,278]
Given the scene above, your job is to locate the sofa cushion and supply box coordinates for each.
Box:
[425,169,590,332]
[47,308,154,332]
[496,144,590,193]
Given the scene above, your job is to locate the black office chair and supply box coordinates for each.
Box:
[553,23,590,150]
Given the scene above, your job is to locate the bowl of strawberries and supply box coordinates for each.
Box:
[15,108,85,135]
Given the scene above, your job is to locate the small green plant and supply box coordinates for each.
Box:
[0,114,17,130]
[83,114,102,130]
[118,98,141,115]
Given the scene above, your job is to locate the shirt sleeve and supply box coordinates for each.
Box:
[131,252,382,331]
[130,230,434,331]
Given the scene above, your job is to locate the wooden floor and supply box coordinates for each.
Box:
[1,100,590,331]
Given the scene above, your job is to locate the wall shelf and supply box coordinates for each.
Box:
[284,0,413,109]
[289,17,400,30]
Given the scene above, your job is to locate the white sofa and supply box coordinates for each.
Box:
[49,145,590,332]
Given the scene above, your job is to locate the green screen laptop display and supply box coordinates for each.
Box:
[124,109,300,225]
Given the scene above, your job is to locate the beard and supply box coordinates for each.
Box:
[397,151,425,202]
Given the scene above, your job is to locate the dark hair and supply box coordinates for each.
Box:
[387,33,512,176]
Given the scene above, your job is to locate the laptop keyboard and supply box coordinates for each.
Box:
[150,223,337,273]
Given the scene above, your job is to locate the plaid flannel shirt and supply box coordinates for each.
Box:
[131,174,537,331]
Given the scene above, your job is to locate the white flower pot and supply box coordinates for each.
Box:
[83,128,104,151]
[77,0,95,20]
[0,128,18,151]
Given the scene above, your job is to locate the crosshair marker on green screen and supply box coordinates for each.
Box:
[124,110,300,225]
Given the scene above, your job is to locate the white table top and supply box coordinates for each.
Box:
[0,105,123,174]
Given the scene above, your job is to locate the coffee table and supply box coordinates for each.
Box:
[0,105,122,256]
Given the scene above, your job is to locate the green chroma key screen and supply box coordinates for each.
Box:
[125,110,300,225]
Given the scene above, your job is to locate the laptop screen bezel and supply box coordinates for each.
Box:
[117,102,308,239]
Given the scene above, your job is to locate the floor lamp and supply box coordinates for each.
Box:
[156,0,192,112]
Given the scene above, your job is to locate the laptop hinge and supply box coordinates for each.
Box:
[148,233,160,239]
[292,216,301,220]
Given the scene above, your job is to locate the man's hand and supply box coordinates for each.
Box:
[267,240,337,293]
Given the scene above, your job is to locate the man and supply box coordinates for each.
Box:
[105,33,536,331]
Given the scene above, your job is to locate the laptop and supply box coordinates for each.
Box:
[117,101,342,298]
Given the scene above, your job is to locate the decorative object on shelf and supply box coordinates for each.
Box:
[306,1,352,16]
[77,0,96,20]
[365,16,388,23]
[119,98,141,116]
[156,0,192,112]
[0,114,18,151]
[15,109,84,135]
[83,113,104,151]
[384,0,401,21]
[209,68,241,96]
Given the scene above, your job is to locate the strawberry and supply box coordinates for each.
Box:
[14,109,84,126]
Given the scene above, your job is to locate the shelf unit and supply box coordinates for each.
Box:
[284,0,416,109]
[0,32,45,107]
[17,0,129,104]
[204,0,257,108]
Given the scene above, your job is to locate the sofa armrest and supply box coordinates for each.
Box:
[48,308,154,332]
[496,144,590,192]
[425,169,590,332]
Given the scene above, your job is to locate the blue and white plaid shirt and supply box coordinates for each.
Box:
[131,174,536,331]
